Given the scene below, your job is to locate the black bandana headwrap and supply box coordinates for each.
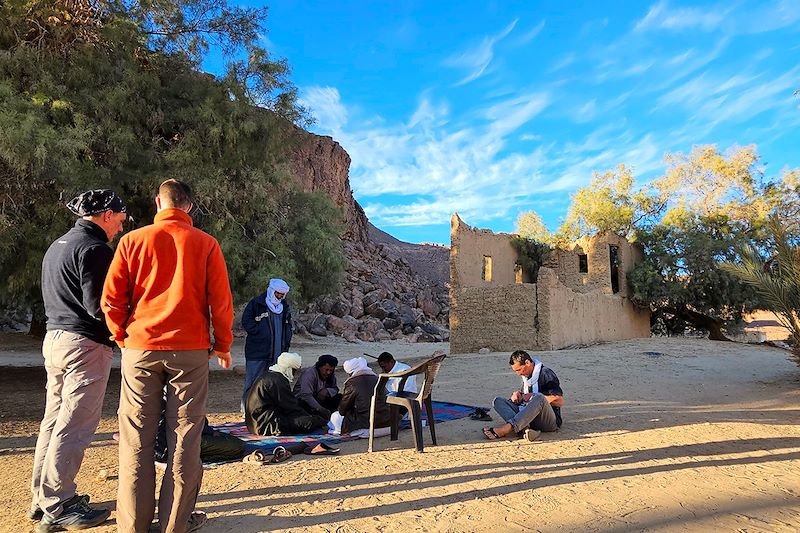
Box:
[67,189,127,216]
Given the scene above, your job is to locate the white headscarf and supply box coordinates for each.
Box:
[266,278,290,314]
[269,352,301,383]
[521,359,543,397]
[343,357,375,378]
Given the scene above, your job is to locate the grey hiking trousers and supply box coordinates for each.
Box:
[30,330,113,518]
[493,393,560,433]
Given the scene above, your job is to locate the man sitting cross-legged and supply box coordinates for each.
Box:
[483,350,564,441]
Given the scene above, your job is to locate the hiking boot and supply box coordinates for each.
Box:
[523,429,541,442]
[187,511,208,533]
[36,495,109,532]
[29,495,90,522]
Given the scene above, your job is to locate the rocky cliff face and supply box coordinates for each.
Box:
[285,127,369,242]
[286,128,450,342]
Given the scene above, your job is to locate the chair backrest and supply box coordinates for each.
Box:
[413,353,447,402]
[376,353,447,403]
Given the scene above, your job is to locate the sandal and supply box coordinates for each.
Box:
[243,450,268,465]
[269,446,292,463]
[304,442,340,455]
[470,408,493,421]
[482,427,500,440]
[243,447,293,465]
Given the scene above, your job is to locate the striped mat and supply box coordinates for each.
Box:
[214,400,482,453]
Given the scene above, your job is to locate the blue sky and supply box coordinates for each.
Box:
[209,0,800,244]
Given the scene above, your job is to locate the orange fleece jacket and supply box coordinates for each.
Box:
[101,208,234,352]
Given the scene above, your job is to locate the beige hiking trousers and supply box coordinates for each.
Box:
[30,330,113,517]
[116,348,209,533]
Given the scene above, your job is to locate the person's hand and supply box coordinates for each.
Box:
[320,408,332,419]
[510,390,523,404]
[210,350,232,369]
[522,392,533,403]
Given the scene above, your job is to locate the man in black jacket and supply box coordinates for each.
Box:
[245,352,327,436]
[241,278,292,405]
[31,190,126,532]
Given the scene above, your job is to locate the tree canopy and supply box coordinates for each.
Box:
[518,144,798,341]
[722,218,800,362]
[0,0,344,329]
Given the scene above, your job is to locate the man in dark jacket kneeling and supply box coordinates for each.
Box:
[245,352,327,436]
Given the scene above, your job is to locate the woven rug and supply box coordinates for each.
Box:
[214,400,482,454]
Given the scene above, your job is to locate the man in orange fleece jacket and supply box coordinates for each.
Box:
[102,179,233,533]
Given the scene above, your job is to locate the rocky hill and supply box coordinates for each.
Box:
[285,128,450,342]
[367,223,450,286]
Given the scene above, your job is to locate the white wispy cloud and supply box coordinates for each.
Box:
[483,92,550,136]
[516,20,546,45]
[548,53,577,73]
[407,93,450,129]
[740,0,800,33]
[635,1,728,32]
[298,86,348,132]
[301,83,679,230]
[655,66,799,128]
[445,19,518,86]
[572,99,598,123]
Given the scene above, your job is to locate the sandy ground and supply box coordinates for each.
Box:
[1,334,799,533]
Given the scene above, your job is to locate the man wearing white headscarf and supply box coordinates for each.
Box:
[241,278,293,406]
[244,352,327,436]
[328,358,391,438]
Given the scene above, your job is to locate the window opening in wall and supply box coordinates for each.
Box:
[578,254,588,273]
[514,264,523,284]
[609,245,620,293]
[482,255,492,282]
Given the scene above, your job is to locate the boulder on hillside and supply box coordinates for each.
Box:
[330,299,350,318]
[326,315,357,336]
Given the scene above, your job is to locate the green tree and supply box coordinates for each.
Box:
[0,0,343,331]
[629,215,762,340]
[515,211,553,244]
[543,144,796,341]
[510,237,551,283]
[722,218,800,362]
[556,164,666,240]
[628,146,771,340]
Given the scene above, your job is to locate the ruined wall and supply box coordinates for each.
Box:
[450,284,540,353]
[449,216,651,353]
[537,268,651,349]
[550,233,641,297]
[450,214,518,289]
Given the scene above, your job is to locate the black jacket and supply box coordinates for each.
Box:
[245,371,326,436]
[41,220,114,346]
[241,292,292,362]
